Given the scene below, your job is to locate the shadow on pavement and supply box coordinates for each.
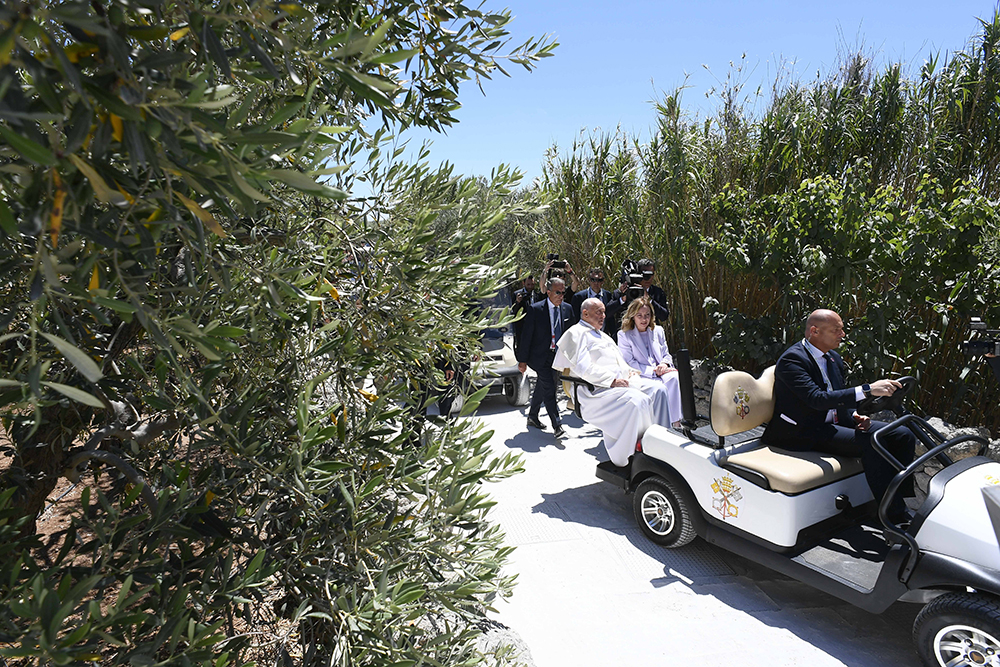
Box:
[503,429,567,454]
[532,479,921,666]
[468,394,526,417]
[493,400,591,455]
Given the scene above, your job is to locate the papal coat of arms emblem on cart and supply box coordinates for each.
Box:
[733,386,751,419]
[711,473,742,520]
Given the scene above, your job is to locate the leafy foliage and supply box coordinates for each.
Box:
[0,0,554,663]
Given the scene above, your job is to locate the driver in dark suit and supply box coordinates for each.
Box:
[761,309,916,523]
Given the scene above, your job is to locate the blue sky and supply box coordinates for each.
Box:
[401,0,998,186]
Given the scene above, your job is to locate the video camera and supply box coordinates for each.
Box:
[620,259,651,303]
[963,317,1000,356]
[964,317,1000,384]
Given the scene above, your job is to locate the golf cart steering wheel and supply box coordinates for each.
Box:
[856,376,917,416]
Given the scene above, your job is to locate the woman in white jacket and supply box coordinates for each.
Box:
[617,297,682,426]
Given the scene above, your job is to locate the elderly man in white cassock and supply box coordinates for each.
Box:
[553,297,672,466]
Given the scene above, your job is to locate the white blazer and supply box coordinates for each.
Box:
[617,326,673,378]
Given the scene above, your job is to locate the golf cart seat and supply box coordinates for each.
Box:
[559,369,594,418]
[710,367,863,495]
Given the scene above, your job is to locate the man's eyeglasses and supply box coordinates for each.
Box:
[590,277,604,283]
[551,290,565,295]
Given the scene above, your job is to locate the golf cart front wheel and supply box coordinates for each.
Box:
[913,592,1000,667]
[633,476,696,548]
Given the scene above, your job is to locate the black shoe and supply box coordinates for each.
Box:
[553,425,566,438]
[527,416,546,431]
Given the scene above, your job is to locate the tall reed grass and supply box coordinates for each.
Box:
[525,11,1000,431]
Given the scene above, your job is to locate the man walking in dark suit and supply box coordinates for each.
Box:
[516,277,576,437]
[761,309,916,523]
[571,267,612,320]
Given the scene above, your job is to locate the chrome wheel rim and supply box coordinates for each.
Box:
[641,489,675,536]
[933,624,1000,666]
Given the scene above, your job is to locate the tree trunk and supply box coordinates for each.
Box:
[4,408,85,535]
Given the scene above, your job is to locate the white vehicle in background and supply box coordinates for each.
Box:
[588,349,1000,667]
[470,279,531,407]
[441,266,529,416]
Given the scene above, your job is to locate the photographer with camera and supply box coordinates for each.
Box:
[606,258,670,341]
[571,267,612,320]
[539,254,577,296]
[637,258,670,323]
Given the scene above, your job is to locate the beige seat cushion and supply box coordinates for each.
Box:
[725,446,863,495]
[711,366,776,436]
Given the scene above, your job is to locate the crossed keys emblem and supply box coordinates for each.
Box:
[711,474,742,520]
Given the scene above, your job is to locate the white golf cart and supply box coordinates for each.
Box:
[469,278,531,407]
[591,351,1000,667]
[440,267,530,416]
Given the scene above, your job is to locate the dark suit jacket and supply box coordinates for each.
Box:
[571,288,612,320]
[512,288,542,319]
[605,290,627,340]
[604,286,668,340]
[761,341,859,449]
[515,299,576,372]
[511,288,542,339]
[646,285,670,323]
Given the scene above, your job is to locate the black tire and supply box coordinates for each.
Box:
[504,374,530,406]
[632,476,696,547]
[913,592,1000,667]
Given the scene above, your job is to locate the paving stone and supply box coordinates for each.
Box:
[490,504,582,545]
[604,526,736,580]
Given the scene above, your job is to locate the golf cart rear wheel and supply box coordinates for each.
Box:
[913,592,1000,667]
[633,476,696,548]
[504,374,530,406]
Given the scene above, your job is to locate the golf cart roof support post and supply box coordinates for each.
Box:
[675,349,698,437]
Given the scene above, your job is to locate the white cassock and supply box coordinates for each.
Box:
[617,326,683,423]
[553,321,672,466]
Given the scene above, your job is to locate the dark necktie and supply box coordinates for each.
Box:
[823,352,843,424]
[823,353,843,390]
[551,307,561,349]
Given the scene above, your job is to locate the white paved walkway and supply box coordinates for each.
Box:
[474,394,921,667]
